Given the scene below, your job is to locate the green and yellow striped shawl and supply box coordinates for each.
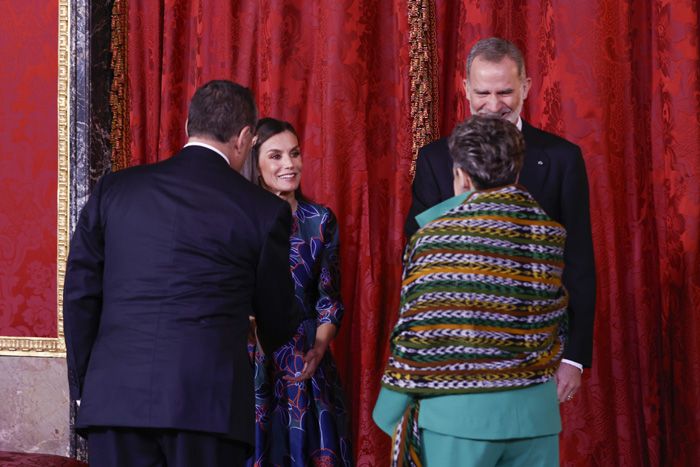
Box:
[383,184,569,396]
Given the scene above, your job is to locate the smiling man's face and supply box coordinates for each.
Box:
[465,55,531,125]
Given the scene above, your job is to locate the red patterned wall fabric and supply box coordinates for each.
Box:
[125,0,699,465]
[126,1,412,464]
[433,1,700,465]
[0,2,58,338]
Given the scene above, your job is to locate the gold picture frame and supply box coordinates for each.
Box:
[0,0,70,357]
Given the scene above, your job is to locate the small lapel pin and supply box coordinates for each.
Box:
[537,160,544,165]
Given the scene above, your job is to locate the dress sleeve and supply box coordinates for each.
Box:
[315,208,344,327]
[372,386,413,436]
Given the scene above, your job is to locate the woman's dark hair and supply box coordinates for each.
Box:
[251,118,307,200]
[448,115,525,190]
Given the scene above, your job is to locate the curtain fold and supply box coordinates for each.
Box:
[122,0,699,464]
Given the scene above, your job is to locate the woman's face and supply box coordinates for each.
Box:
[257,130,302,197]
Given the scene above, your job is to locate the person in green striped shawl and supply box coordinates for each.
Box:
[374,115,569,467]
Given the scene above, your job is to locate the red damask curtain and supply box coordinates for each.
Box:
[122,0,699,465]
[126,1,411,464]
[433,1,700,465]
[0,1,58,339]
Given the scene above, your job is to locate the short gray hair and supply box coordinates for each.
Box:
[466,37,527,81]
[448,115,525,190]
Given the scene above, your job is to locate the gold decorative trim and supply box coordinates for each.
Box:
[0,0,69,357]
[0,337,66,357]
[110,0,129,171]
[407,0,439,180]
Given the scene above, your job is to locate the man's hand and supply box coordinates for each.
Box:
[556,362,582,403]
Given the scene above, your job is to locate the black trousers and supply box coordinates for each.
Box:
[86,427,249,467]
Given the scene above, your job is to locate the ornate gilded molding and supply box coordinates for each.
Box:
[0,0,69,357]
[55,0,70,357]
[110,0,129,170]
[407,0,439,179]
[0,337,66,356]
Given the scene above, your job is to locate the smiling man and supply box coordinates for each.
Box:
[465,48,530,124]
[405,37,596,404]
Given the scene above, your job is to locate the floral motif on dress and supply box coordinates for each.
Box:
[248,200,352,467]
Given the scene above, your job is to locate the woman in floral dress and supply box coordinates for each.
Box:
[247,118,352,466]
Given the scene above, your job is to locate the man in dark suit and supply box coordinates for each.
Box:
[406,37,595,404]
[63,80,301,466]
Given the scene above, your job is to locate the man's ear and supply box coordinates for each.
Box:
[227,125,254,172]
[522,76,532,100]
[463,78,471,102]
[235,125,253,151]
[238,125,253,141]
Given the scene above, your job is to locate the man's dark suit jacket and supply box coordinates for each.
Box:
[406,120,596,367]
[63,145,301,449]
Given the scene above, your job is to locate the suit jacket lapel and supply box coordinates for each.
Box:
[519,120,549,198]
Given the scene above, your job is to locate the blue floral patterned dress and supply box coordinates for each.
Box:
[248,200,353,466]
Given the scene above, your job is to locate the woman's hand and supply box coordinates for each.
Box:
[285,346,325,382]
[284,323,337,382]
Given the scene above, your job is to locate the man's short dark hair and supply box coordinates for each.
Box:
[467,37,527,81]
[186,80,257,143]
[448,115,525,190]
